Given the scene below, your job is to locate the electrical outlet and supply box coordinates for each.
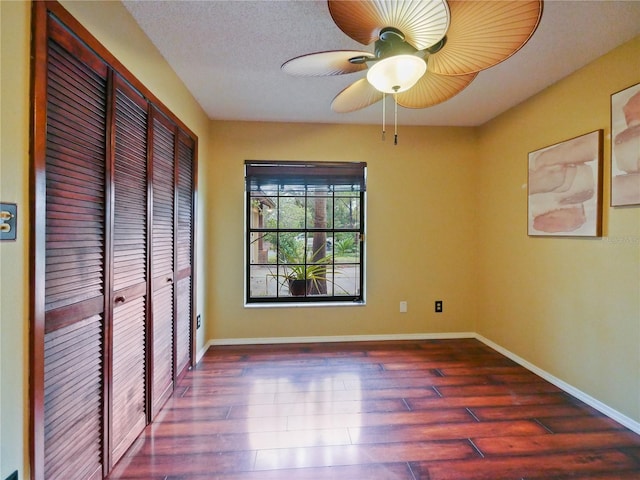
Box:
[435,300,443,313]
[0,203,17,241]
[399,301,407,313]
[196,314,201,329]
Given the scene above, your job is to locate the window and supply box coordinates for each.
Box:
[245,161,366,304]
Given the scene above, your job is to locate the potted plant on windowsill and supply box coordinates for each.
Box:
[282,255,333,296]
[270,234,348,298]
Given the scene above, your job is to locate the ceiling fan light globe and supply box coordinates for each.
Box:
[366,55,427,94]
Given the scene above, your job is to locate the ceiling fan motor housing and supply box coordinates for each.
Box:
[374,27,417,59]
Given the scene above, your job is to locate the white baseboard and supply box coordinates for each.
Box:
[206,331,475,346]
[195,331,640,435]
[474,333,640,436]
[196,341,213,364]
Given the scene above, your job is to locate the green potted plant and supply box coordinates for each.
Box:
[282,253,333,296]
[261,233,347,297]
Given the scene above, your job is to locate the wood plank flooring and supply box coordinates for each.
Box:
[108,339,640,479]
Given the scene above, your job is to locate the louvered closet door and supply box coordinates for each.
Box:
[42,18,108,480]
[175,134,195,377]
[150,112,176,417]
[109,77,149,466]
[33,4,199,479]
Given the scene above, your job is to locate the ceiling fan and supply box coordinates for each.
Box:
[282,0,543,121]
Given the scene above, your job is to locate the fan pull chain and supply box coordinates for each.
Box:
[394,93,398,145]
[382,93,386,141]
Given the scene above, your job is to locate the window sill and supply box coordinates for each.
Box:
[244,300,366,309]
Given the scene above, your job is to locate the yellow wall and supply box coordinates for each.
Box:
[476,36,640,421]
[0,1,210,477]
[206,121,479,340]
[1,1,31,477]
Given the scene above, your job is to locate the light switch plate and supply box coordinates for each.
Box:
[0,203,17,241]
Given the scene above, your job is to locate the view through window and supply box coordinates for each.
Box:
[245,161,366,304]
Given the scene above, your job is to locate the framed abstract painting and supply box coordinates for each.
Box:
[611,82,640,206]
[528,130,603,237]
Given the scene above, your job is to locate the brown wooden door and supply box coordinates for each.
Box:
[31,4,198,478]
[149,111,176,418]
[108,77,149,467]
[175,133,196,378]
[40,18,108,480]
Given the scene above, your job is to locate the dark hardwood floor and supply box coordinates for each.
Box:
[108,339,640,479]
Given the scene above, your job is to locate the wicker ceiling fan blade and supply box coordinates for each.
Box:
[428,0,543,76]
[282,50,375,76]
[395,70,477,108]
[328,0,450,51]
[331,78,384,113]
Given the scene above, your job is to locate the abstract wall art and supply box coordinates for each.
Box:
[528,130,603,237]
[611,82,640,206]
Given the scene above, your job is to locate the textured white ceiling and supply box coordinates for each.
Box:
[123,0,640,127]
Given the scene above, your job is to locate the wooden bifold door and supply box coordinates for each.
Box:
[30,2,198,479]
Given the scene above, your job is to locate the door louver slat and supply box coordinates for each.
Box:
[113,88,147,292]
[45,41,106,312]
[111,297,146,462]
[152,284,174,412]
[176,276,191,375]
[177,138,193,271]
[43,315,103,480]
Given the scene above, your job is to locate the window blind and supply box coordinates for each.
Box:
[245,161,367,192]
